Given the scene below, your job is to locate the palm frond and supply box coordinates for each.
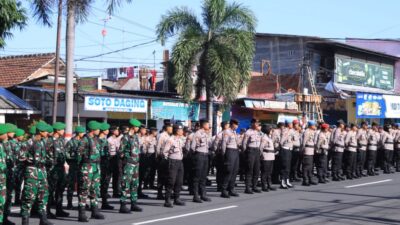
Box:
[106,0,132,15]
[156,6,203,46]
[31,0,55,26]
[202,0,226,32]
[72,0,94,23]
[219,2,256,33]
[0,0,27,48]
[171,27,204,101]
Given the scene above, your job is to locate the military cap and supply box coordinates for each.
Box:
[173,124,183,130]
[140,125,147,129]
[75,126,86,133]
[199,119,209,126]
[100,122,110,131]
[46,124,54,133]
[285,119,293,124]
[29,126,36,135]
[5,123,17,133]
[129,118,141,127]
[87,121,101,130]
[277,122,285,127]
[292,119,299,125]
[221,121,229,127]
[15,128,25,137]
[150,127,158,131]
[337,119,345,125]
[371,122,378,127]
[308,120,316,126]
[321,123,329,129]
[36,121,48,132]
[0,124,8,135]
[251,118,260,124]
[53,122,66,130]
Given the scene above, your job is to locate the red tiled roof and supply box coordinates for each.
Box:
[0,53,55,87]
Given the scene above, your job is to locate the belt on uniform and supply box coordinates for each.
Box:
[282,147,292,150]
[368,144,377,146]
[226,148,238,151]
[263,150,275,153]
[335,144,345,148]
[349,145,358,148]
[359,144,367,147]
[194,151,209,155]
[386,142,394,144]
[305,145,314,148]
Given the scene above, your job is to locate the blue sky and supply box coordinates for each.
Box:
[2,0,400,76]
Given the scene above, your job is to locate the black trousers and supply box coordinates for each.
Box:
[183,153,193,193]
[157,158,168,194]
[138,153,148,194]
[144,153,156,188]
[192,152,209,197]
[315,153,327,179]
[215,153,224,189]
[261,160,274,187]
[222,149,239,192]
[345,151,357,176]
[166,159,183,199]
[367,150,377,173]
[302,155,314,183]
[290,149,301,179]
[383,150,394,171]
[279,149,292,180]
[331,152,343,177]
[356,150,367,175]
[245,148,260,189]
[394,148,400,170]
[100,156,111,199]
[109,155,122,196]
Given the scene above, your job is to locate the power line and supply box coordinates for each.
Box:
[87,20,154,39]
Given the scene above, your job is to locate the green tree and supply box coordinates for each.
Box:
[0,0,27,47]
[156,0,256,127]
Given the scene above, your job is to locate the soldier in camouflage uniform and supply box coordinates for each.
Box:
[14,128,26,206]
[20,121,53,225]
[65,126,85,209]
[99,122,114,210]
[47,122,70,218]
[77,121,105,222]
[0,124,9,225]
[119,118,143,214]
[3,123,17,225]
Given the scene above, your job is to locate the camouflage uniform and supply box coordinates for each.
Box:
[3,139,17,217]
[65,137,80,206]
[99,137,111,200]
[120,133,140,204]
[47,136,68,214]
[20,138,49,217]
[0,142,7,223]
[14,139,26,205]
[77,135,101,208]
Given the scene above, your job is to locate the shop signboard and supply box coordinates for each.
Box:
[356,92,400,119]
[84,95,147,113]
[151,100,200,121]
[335,54,394,90]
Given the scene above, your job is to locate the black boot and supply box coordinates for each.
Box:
[101,199,114,210]
[156,190,165,200]
[56,203,70,217]
[91,206,105,220]
[46,207,56,219]
[267,178,277,191]
[221,190,230,198]
[193,194,203,203]
[39,213,54,225]
[67,198,73,210]
[174,195,185,206]
[244,186,254,194]
[78,206,89,222]
[3,214,15,225]
[119,202,131,214]
[131,202,143,212]
[261,185,269,192]
[21,216,29,225]
[164,194,173,208]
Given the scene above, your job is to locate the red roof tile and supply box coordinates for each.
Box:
[0,53,55,87]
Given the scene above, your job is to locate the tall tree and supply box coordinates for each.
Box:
[0,0,27,48]
[156,0,256,129]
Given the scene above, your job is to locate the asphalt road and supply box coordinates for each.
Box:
[8,173,400,225]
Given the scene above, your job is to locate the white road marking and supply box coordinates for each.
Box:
[345,179,392,188]
[132,205,238,225]
[11,201,79,212]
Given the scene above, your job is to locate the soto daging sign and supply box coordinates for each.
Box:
[84,95,147,113]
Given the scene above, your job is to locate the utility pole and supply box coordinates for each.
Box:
[65,1,76,139]
[52,0,62,124]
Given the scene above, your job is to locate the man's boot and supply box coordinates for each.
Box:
[119,202,131,214]
[221,190,230,198]
[101,199,114,210]
[56,201,70,217]
[21,216,29,225]
[193,194,203,203]
[78,206,89,222]
[39,213,54,225]
[164,193,173,208]
[67,197,73,210]
[46,207,56,219]
[131,202,143,212]
[267,178,277,191]
[280,179,288,189]
[156,189,164,200]
[286,179,294,188]
[91,206,105,220]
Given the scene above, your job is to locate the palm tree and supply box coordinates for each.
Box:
[31,0,132,136]
[156,0,256,129]
[0,0,27,48]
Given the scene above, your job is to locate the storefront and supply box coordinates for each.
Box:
[356,92,400,124]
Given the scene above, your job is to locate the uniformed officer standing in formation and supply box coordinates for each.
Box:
[212,121,229,192]
[144,127,158,189]
[156,122,172,200]
[301,121,317,186]
[99,122,114,210]
[191,119,212,202]
[242,119,262,194]
[163,124,185,207]
[279,120,295,189]
[259,125,277,192]
[315,123,330,183]
[119,119,143,214]
[0,124,10,225]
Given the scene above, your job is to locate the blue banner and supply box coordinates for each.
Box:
[151,100,200,121]
[356,93,386,118]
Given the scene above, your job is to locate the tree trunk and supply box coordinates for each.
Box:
[65,1,75,139]
[206,86,213,135]
[52,0,62,124]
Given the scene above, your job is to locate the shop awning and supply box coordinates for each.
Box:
[251,108,300,114]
